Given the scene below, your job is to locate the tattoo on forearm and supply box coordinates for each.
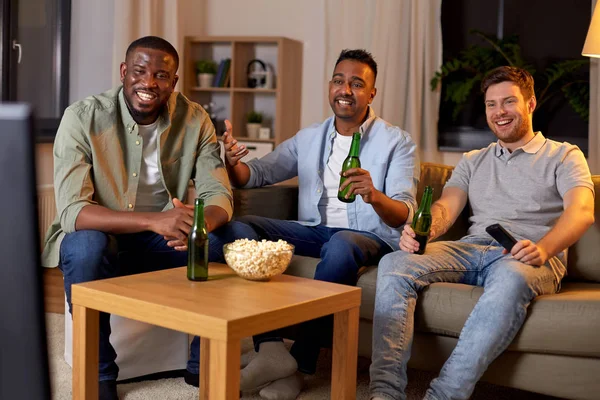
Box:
[431,203,452,239]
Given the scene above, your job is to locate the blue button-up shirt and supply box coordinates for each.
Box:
[245,108,419,250]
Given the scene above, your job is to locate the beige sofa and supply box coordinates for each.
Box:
[233,162,600,400]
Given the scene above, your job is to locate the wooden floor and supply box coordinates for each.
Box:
[44,267,65,314]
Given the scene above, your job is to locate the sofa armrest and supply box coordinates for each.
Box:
[233,185,299,220]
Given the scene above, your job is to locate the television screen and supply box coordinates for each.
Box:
[0,104,51,399]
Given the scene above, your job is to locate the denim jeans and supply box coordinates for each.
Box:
[59,222,249,381]
[210,215,393,374]
[369,235,562,400]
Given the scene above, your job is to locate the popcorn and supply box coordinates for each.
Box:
[224,239,294,280]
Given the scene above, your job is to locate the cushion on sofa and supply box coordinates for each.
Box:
[288,255,600,358]
[232,185,299,220]
[566,176,600,283]
[412,281,600,357]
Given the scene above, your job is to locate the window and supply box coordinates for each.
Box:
[438,0,590,155]
[0,0,71,142]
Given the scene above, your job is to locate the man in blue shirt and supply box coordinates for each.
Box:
[213,49,419,398]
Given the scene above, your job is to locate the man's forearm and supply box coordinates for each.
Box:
[75,204,153,234]
[226,162,251,188]
[204,205,230,233]
[430,202,453,240]
[370,191,410,228]
[537,204,594,259]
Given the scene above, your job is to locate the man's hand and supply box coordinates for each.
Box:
[162,198,194,251]
[222,119,249,167]
[146,197,194,250]
[339,167,380,203]
[507,240,549,266]
[399,225,422,253]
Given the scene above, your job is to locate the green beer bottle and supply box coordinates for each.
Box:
[338,132,361,203]
[187,198,209,281]
[411,186,433,255]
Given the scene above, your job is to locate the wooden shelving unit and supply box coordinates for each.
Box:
[183,36,303,147]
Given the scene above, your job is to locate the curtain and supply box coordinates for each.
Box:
[111,0,194,90]
[589,0,600,174]
[324,0,443,162]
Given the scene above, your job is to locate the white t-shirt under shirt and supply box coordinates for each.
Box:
[135,121,170,212]
[318,132,353,228]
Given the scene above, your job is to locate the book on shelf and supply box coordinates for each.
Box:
[223,68,231,87]
[218,59,231,87]
[212,60,226,87]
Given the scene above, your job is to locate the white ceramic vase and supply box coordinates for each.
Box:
[246,123,261,139]
[197,73,214,88]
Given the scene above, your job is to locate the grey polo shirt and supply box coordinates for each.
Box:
[445,132,594,249]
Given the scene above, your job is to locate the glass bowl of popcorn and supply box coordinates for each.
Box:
[223,239,295,281]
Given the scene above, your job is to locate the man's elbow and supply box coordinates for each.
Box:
[585,209,595,229]
[577,201,595,231]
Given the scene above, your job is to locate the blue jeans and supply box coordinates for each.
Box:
[211,215,393,374]
[369,235,562,400]
[59,222,249,381]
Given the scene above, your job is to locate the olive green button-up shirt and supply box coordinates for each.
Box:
[41,86,233,267]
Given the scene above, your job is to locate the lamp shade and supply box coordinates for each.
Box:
[583,3,600,58]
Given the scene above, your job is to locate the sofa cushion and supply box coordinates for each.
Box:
[286,255,379,321]
[566,176,600,283]
[287,256,600,358]
[413,281,600,358]
[232,185,299,220]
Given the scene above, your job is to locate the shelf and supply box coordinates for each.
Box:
[217,135,275,144]
[190,87,231,92]
[233,88,277,94]
[189,87,277,94]
[184,36,302,147]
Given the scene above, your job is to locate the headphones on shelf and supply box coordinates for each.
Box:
[247,59,267,88]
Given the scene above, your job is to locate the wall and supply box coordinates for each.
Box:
[36,0,115,185]
[36,0,459,187]
[202,0,326,128]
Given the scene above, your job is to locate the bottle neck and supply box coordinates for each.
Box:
[418,187,433,213]
[193,198,205,228]
[348,132,361,157]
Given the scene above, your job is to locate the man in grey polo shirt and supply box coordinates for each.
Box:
[369,66,595,400]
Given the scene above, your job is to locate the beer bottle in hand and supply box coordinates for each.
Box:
[338,132,361,203]
[411,186,433,255]
[187,198,209,281]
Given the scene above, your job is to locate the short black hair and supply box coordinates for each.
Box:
[335,49,378,80]
[481,66,535,100]
[126,36,179,71]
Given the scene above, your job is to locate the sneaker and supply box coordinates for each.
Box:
[184,369,199,388]
[99,379,119,400]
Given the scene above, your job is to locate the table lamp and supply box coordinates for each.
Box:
[583,3,600,58]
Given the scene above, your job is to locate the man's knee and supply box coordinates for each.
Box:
[322,230,377,258]
[377,252,422,293]
[211,220,258,241]
[487,263,545,301]
[378,251,413,275]
[60,230,114,277]
[235,214,265,226]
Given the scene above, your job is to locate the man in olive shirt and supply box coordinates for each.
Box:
[42,36,233,400]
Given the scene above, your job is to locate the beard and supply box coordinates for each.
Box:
[490,114,531,144]
[123,91,163,124]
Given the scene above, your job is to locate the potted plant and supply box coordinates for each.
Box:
[246,111,263,139]
[431,30,589,132]
[196,60,218,88]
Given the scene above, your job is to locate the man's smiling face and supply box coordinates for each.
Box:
[328,59,376,125]
[120,47,178,125]
[484,81,535,145]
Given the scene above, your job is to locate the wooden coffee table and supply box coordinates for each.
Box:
[71,263,361,400]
